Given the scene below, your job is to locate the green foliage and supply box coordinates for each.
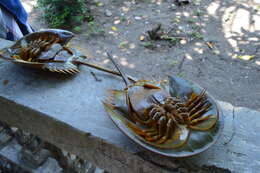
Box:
[194,10,203,16]
[169,60,179,67]
[191,32,203,39]
[83,21,105,38]
[160,35,180,45]
[38,0,92,28]
[120,16,127,22]
[73,26,82,32]
[187,18,196,24]
[142,41,155,49]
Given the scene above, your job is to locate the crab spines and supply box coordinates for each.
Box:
[0,30,83,73]
[103,98,191,149]
[44,29,74,45]
[130,122,191,149]
[1,30,72,62]
[188,114,218,131]
[11,29,73,52]
[104,89,134,121]
[30,29,74,46]
[43,61,80,74]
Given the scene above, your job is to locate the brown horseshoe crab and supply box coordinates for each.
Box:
[0,29,130,77]
[103,53,223,157]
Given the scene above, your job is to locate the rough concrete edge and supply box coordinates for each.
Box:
[0,154,31,173]
[0,96,169,173]
[1,96,252,173]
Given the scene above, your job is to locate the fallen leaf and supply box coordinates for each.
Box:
[111,26,118,31]
[129,43,136,49]
[114,20,121,25]
[97,2,103,6]
[139,35,145,41]
[237,55,255,61]
[119,41,128,49]
[206,42,214,49]
[126,20,132,25]
[170,60,179,67]
[180,39,187,44]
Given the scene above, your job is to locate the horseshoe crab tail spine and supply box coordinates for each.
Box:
[106,52,131,87]
[75,58,136,82]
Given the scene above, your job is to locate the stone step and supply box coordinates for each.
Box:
[0,140,31,172]
[0,139,63,173]
[35,158,63,173]
[0,126,13,149]
[83,162,96,173]
[0,125,105,173]
[0,154,30,173]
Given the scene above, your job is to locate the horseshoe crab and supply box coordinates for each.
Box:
[103,53,223,157]
[0,29,126,76]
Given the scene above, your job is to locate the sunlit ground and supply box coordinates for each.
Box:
[21,0,260,67]
[218,0,260,64]
[21,0,37,13]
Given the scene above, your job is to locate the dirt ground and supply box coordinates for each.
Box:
[22,0,260,110]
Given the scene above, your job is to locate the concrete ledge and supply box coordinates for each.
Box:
[0,39,259,172]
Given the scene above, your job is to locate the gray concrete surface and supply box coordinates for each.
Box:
[0,39,260,172]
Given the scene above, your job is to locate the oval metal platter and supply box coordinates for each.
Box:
[103,75,224,157]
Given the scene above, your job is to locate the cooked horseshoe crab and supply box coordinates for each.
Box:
[103,53,223,157]
[0,29,127,76]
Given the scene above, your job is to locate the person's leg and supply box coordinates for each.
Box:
[0,5,25,41]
